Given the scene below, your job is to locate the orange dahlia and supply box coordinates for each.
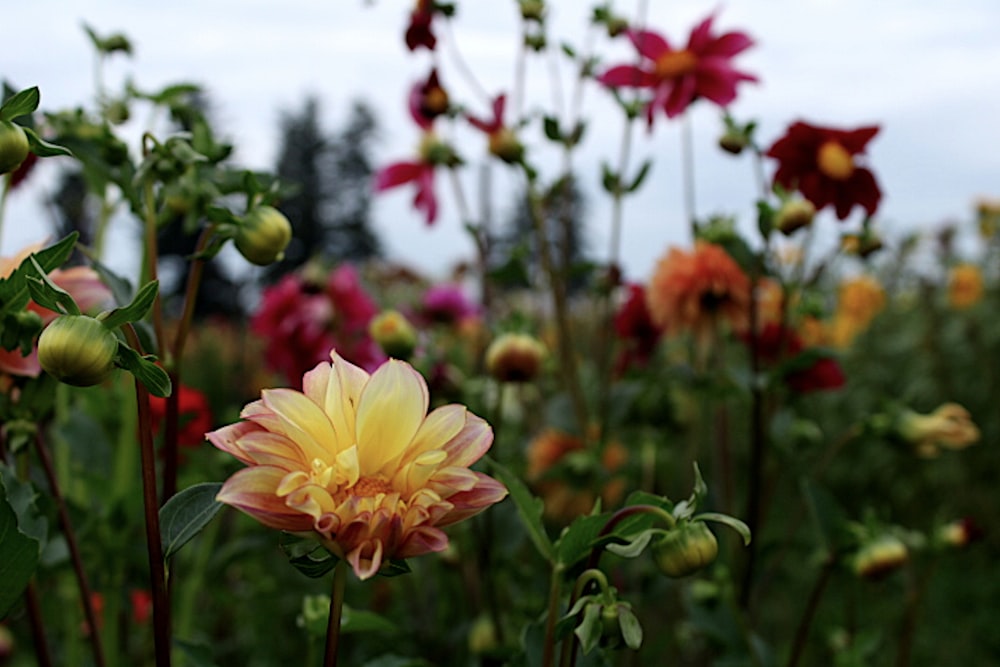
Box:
[645,241,751,340]
[209,351,508,579]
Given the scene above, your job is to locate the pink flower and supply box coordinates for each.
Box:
[0,242,112,378]
[421,283,479,325]
[374,159,439,225]
[405,0,438,51]
[209,350,508,579]
[466,94,523,164]
[251,266,384,385]
[598,14,757,125]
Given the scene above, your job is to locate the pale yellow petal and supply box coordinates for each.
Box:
[355,359,428,475]
[261,388,336,462]
[322,351,371,452]
[395,404,466,469]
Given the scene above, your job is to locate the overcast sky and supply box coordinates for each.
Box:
[4,0,1000,283]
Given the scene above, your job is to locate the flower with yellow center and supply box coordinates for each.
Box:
[947,263,983,310]
[209,350,508,579]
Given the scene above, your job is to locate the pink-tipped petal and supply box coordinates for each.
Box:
[217,466,314,532]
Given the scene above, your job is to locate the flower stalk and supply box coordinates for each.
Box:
[323,562,348,667]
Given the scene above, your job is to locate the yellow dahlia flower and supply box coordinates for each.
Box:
[209,351,508,579]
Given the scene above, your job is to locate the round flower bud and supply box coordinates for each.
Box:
[651,522,719,578]
[235,206,293,266]
[718,129,748,155]
[519,0,545,22]
[852,534,908,580]
[488,128,525,165]
[37,315,118,386]
[0,120,31,175]
[776,199,816,235]
[369,309,418,360]
[485,333,546,383]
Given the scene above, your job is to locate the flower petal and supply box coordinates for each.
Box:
[261,388,336,462]
[355,359,429,475]
[217,466,314,532]
[627,29,670,60]
[374,161,425,191]
[597,65,658,89]
[437,473,509,526]
[322,351,371,450]
[207,421,261,465]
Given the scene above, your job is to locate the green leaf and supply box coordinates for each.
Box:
[23,127,73,158]
[100,280,159,330]
[694,512,752,546]
[619,607,643,649]
[378,558,412,578]
[0,86,40,121]
[115,344,172,397]
[28,232,79,274]
[604,529,656,558]
[574,602,602,655]
[554,512,609,568]
[25,257,82,316]
[341,605,398,634]
[160,483,224,560]
[0,466,47,545]
[0,472,41,619]
[543,116,562,142]
[279,533,339,579]
[87,257,134,307]
[626,159,652,193]
[486,458,554,562]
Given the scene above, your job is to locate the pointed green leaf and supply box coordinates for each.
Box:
[115,344,171,397]
[0,87,40,121]
[554,511,609,568]
[25,257,81,316]
[279,533,339,578]
[160,483,224,561]
[486,458,554,562]
[28,233,79,274]
[619,607,643,649]
[23,127,74,158]
[626,159,652,193]
[0,473,41,619]
[100,280,159,329]
[694,512,752,546]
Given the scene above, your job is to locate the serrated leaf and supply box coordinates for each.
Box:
[116,344,171,397]
[23,127,73,158]
[160,483,224,560]
[486,458,553,562]
[100,280,158,329]
[0,86,40,121]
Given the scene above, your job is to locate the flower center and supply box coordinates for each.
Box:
[350,475,394,498]
[817,141,855,180]
[654,49,698,79]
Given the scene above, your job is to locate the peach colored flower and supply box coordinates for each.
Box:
[0,242,112,377]
[947,264,983,310]
[209,351,508,580]
[645,241,751,341]
[828,274,885,348]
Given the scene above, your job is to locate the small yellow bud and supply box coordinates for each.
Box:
[235,206,293,266]
[651,522,719,578]
[488,128,525,165]
[368,309,418,360]
[37,315,118,386]
[485,333,545,382]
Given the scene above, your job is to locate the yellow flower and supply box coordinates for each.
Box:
[829,275,884,347]
[897,402,980,458]
[209,351,508,579]
[947,264,983,310]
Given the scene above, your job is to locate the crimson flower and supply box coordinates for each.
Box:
[405,0,437,51]
[766,121,881,220]
[466,94,523,164]
[149,384,213,448]
[746,323,845,394]
[421,283,479,325]
[613,284,663,373]
[597,14,757,125]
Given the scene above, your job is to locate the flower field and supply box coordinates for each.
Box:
[1,3,997,666]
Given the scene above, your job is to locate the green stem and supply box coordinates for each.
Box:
[541,563,565,667]
[124,323,172,667]
[323,563,348,667]
[33,431,106,667]
[786,553,836,667]
[0,173,10,247]
[895,558,938,667]
[139,140,167,362]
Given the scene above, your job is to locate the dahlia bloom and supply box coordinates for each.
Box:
[645,241,751,340]
[466,94,523,164]
[827,274,885,348]
[0,242,112,377]
[597,14,757,125]
[745,323,845,394]
[896,402,980,458]
[251,266,384,384]
[420,283,479,325]
[405,0,438,51]
[209,351,508,580]
[767,121,881,220]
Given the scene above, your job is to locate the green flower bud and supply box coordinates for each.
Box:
[37,315,118,386]
[235,206,293,266]
[0,120,30,175]
[369,309,418,360]
[651,522,718,578]
[776,199,816,235]
[488,128,525,165]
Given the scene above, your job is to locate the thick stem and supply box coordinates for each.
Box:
[33,432,106,667]
[323,563,348,667]
[124,323,172,667]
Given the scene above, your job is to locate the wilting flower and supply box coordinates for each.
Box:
[149,384,213,448]
[251,265,384,385]
[613,283,663,373]
[896,402,980,458]
[767,121,881,220]
[209,351,508,580]
[0,242,112,378]
[646,242,751,341]
[374,72,459,226]
[466,94,524,164]
[597,14,757,125]
[947,263,983,310]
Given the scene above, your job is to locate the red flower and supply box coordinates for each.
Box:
[129,589,153,625]
[374,159,438,225]
[746,323,845,394]
[597,14,757,125]
[409,68,450,129]
[251,266,385,385]
[613,284,663,373]
[766,121,881,220]
[149,384,213,448]
[466,94,523,164]
[405,0,437,51]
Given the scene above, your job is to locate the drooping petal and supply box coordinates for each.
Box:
[355,359,429,474]
[347,540,385,580]
[439,411,493,468]
[217,466,314,532]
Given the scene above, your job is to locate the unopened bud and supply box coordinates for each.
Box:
[0,120,30,175]
[235,206,293,266]
[776,199,816,235]
[369,309,418,360]
[485,333,545,382]
[651,522,718,578]
[853,534,907,580]
[718,130,748,155]
[519,0,545,22]
[488,128,525,165]
[37,315,118,386]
